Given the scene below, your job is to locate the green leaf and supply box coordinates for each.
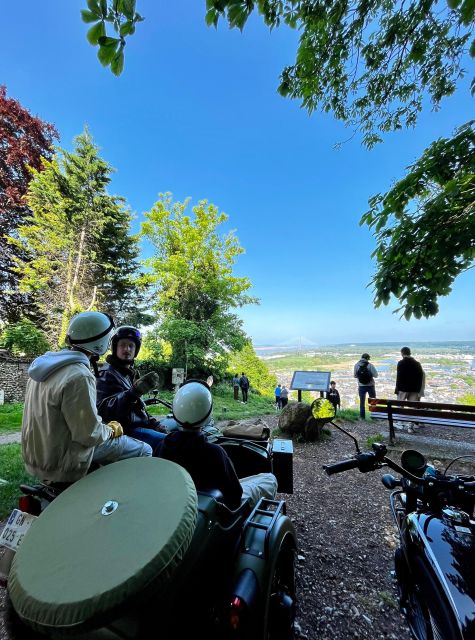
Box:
[100,0,108,17]
[460,0,475,24]
[120,20,135,36]
[110,49,125,75]
[87,20,106,45]
[81,9,99,23]
[446,0,462,7]
[120,0,136,20]
[470,39,475,58]
[87,0,101,13]
[97,40,119,65]
[98,36,120,46]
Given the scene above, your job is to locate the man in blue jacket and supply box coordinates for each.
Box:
[96,326,166,453]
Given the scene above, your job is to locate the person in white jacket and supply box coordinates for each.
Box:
[22,312,152,485]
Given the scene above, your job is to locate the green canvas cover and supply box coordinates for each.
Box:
[8,457,197,633]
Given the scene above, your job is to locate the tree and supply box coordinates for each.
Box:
[82,1,474,146]
[0,319,51,357]
[11,129,143,344]
[360,121,475,319]
[0,85,58,323]
[140,193,257,375]
[227,342,277,396]
[207,0,474,146]
[81,0,144,75]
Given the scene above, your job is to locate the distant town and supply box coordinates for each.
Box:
[257,342,475,408]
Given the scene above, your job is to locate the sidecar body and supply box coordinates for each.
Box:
[8,456,297,640]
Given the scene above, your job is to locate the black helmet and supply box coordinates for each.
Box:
[111,326,142,357]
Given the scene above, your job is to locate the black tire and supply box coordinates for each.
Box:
[404,556,460,640]
[264,536,296,640]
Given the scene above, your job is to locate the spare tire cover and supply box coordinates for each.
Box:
[8,457,197,632]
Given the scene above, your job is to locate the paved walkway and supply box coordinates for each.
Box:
[0,432,21,445]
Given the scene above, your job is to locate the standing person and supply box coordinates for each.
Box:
[96,326,167,454]
[280,385,289,409]
[239,372,250,403]
[395,346,425,433]
[232,373,240,401]
[326,380,341,415]
[354,353,378,420]
[274,383,282,409]
[22,312,152,485]
[156,381,277,509]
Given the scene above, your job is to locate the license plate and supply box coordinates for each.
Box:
[0,509,37,551]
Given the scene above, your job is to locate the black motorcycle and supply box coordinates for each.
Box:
[323,422,475,640]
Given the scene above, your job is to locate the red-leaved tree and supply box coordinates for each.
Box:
[0,85,59,322]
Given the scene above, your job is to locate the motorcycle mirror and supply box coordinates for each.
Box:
[381,474,401,490]
[206,375,214,388]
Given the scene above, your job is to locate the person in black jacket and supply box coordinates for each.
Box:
[96,326,166,453]
[395,346,425,433]
[326,381,341,414]
[156,380,277,509]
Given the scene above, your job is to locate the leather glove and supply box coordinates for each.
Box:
[108,421,124,439]
[133,372,161,396]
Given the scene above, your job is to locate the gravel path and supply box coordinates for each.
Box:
[1,416,474,639]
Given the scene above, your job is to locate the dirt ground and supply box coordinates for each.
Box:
[1,415,474,639]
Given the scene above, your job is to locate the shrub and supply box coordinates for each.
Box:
[0,319,50,357]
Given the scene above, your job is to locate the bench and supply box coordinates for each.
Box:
[368,398,475,444]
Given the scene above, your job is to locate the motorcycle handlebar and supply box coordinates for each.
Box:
[323,458,360,475]
[144,397,172,409]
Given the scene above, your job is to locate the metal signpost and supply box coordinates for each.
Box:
[290,371,331,402]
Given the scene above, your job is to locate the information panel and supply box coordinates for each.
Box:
[290,370,331,392]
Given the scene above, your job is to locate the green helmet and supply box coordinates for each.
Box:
[66,312,115,356]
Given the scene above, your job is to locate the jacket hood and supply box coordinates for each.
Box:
[28,350,90,382]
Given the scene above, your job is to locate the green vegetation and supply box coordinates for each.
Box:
[462,376,475,387]
[0,319,51,357]
[458,394,475,406]
[266,354,354,372]
[227,343,276,396]
[367,433,384,448]
[0,403,24,434]
[140,193,256,378]
[336,409,360,423]
[0,444,36,519]
[10,129,143,345]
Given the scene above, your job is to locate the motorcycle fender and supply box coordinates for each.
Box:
[404,512,475,639]
[232,512,296,607]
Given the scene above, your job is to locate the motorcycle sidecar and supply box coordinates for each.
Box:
[7,457,297,640]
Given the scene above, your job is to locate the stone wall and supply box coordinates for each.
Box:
[0,352,31,403]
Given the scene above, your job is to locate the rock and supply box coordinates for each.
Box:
[278,402,312,435]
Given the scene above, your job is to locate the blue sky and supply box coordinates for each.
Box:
[1,1,473,345]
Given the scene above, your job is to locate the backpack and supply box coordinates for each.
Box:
[357,362,372,385]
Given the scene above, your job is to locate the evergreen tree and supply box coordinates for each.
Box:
[11,129,143,344]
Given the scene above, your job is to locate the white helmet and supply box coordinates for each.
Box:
[66,312,115,356]
[172,380,213,429]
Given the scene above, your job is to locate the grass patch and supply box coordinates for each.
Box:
[462,376,475,387]
[367,433,384,448]
[146,387,276,422]
[0,403,24,434]
[336,408,360,422]
[0,444,36,519]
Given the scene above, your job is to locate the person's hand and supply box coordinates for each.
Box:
[133,372,160,396]
[108,421,124,439]
[149,417,168,434]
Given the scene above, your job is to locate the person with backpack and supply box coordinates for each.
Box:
[353,353,378,419]
[239,372,250,403]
